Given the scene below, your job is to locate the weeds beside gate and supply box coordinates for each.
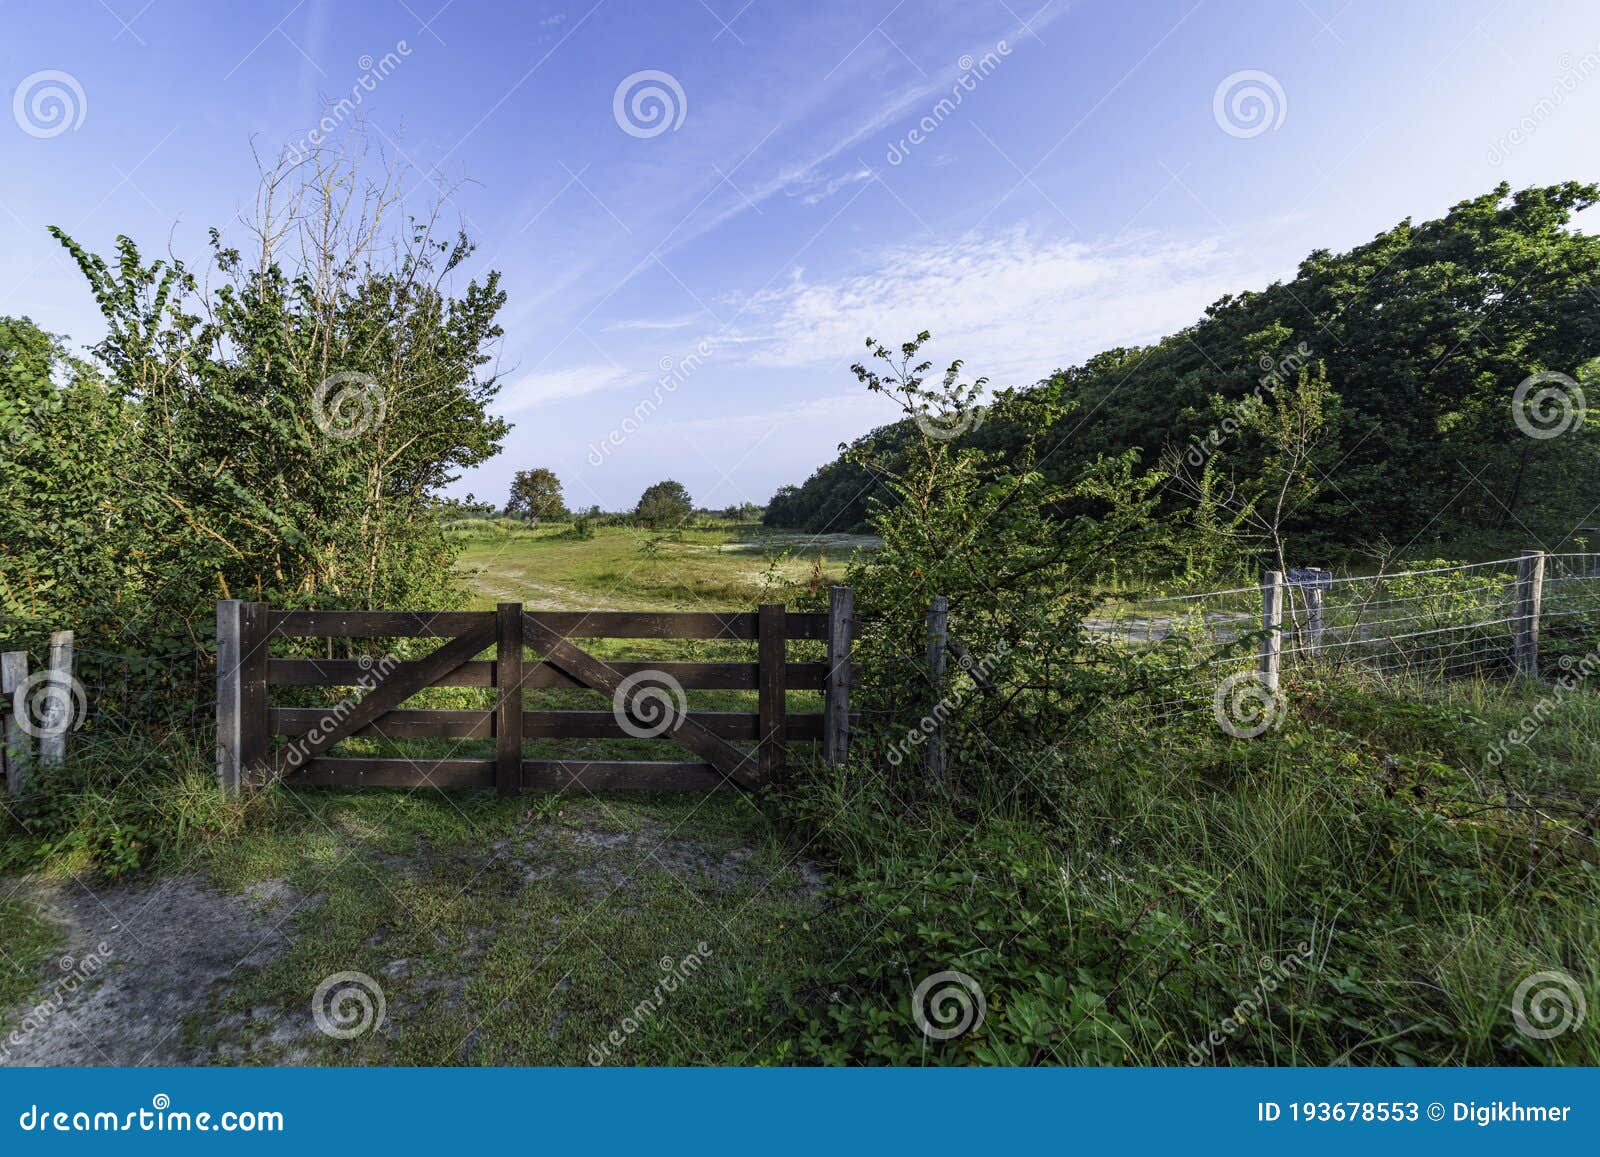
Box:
[216,588,856,795]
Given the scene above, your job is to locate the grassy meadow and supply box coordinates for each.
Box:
[446,518,865,611]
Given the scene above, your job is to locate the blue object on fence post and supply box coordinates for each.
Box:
[1286,567,1332,591]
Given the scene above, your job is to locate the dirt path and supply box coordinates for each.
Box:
[1,801,822,1066]
[0,875,300,1066]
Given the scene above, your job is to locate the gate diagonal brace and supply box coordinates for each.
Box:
[276,622,497,778]
[520,612,762,790]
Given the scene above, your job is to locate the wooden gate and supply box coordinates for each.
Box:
[215,589,854,795]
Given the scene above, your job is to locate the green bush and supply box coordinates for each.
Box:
[0,730,268,880]
[760,677,1600,1065]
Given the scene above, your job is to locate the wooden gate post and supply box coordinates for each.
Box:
[823,586,853,766]
[2,651,30,794]
[1514,549,1546,679]
[38,630,74,766]
[758,604,787,781]
[495,602,524,797]
[1259,571,1284,693]
[217,600,269,796]
[926,595,949,788]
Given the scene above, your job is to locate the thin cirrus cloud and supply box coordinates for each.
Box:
[496,364,634,413]
[639,11,1073,268]
[723,228,1291,387]
[601,314,703,332]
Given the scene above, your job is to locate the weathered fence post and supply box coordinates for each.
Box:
[758,603,787,781]
[495,602,524,797]
[38,630,74,766]
[926,594,949,788]
[217,600,243,796]
[1303,569,1327,659]
[1514,549,1546,678]
[1259,571,1284,692]
[823,585,853,766]
[2,651,29,794]
[217,600,269,796]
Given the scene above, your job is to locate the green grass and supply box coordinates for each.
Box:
[448,520,861,610]
[0,520,860,1064]
[0,897,59,1014]
[768,673,1600,1065]
[3,521,1596,1066]
[192,789,824,1064]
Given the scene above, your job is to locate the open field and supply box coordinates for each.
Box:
[447,520,865,611]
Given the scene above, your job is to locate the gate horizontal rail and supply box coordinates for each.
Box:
[217,591,855,796]
[264,609,831,639]
[264,659,846,689]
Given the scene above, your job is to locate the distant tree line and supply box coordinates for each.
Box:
[491,471,760,530]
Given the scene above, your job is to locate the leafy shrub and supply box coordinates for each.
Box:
[834,333,1173,792]
[0,731,267,880]
[763,677,1600,1065]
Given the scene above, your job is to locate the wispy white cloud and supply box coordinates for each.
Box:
[662,389,899,436]
[601,314,703,332]
[793,166,874,205]
[652,12,1071,258]
[498,363,633,412]
[725,227,1290,386]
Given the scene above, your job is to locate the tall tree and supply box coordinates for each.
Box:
[32,134,508,657]
[506,467,567,522]
[635,480,692,528]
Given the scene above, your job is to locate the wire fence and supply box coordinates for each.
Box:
[1092,553,1600,725]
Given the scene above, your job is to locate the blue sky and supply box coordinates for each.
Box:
[5,0,1600,512]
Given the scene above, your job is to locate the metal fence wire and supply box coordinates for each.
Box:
[1091,553,1600,724]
